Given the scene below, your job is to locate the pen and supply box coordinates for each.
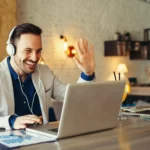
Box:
[113,71,117,81]
[118,72,120,80]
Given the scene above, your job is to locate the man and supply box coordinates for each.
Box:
[0,23,95,130]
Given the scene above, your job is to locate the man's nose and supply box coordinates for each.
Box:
[31,52,38,62]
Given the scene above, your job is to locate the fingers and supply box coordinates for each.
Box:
[76,40,83,57]
[24,116,42,123]
[76,38,93,56]
[89,43,94,56]
[20,118,40,124]
[83,39,88,53]
[74,38,95,75]
[76,38,87,54]
[14,115,43,129]
[25,114,39,118]
[25,115,43,124]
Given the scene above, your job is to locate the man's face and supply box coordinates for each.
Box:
[14,34,42,74]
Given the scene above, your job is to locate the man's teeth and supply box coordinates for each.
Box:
[27,62,35,65]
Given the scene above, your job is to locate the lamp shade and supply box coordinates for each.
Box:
[117,64,128,73]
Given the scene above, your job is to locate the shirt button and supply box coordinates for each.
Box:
[22,85,24,87]
[24,101,26,104]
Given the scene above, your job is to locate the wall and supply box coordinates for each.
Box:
[0,0,16,60]
[16,0,150,83]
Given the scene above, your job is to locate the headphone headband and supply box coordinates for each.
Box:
[6,26,17,44]
[6,26,17,56]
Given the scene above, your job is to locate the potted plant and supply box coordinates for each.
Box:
[114,32,122,41]
[124,32,131,41]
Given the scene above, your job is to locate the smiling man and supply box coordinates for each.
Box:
[11,33,42,80]
[0,23,95,130]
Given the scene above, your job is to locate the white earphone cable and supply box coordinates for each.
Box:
[17,66,41,115]
[17,76,35,115]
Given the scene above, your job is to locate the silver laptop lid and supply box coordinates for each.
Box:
[57,81,125,139]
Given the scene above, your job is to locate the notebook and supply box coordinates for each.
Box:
[122,106,150,113]
[26,81,126,140]
[121,105,150,117]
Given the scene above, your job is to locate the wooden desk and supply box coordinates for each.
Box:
[15,117,150,150]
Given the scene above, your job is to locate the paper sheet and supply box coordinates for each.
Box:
[0,129,56,148]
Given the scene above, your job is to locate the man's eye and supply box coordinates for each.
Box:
[37,50,42,53]
[25,50,32,53]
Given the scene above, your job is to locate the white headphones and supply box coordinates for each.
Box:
[6,26,17,56]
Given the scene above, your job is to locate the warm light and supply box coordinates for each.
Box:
[116,64,128,80]
[40,56,45,65]
[64,41,68,51]
[72,49,76,54]
[40,60,45,65]
[60,35,76,58]
[117,64,128,73]
[66,50,70,56]
[65,46,76,57]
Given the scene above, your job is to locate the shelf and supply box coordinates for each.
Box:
[104,40,150,60]
[104,41,128,56]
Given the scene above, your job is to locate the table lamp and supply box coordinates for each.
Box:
[117,63,128,80]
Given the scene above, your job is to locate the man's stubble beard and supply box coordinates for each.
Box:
[13,56,36,75]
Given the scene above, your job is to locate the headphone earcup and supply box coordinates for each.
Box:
[6,44,16,56]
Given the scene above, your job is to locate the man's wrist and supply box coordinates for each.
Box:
[81,72,95,81]
[9,114,18,129]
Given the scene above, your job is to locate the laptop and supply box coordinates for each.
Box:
[26,81,125,140]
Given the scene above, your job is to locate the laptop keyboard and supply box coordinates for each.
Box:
[48,128,58,133]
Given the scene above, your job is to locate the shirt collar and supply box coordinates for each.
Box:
[7,57,31,83]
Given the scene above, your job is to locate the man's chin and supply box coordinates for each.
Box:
[26,68,35,74]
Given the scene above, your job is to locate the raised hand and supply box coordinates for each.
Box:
[73,38,95,75]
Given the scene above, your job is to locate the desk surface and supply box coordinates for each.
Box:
[14,117,150,150]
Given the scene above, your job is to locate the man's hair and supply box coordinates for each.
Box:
[10,23,42,45]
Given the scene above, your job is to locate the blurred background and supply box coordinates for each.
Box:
[1,0,150,84]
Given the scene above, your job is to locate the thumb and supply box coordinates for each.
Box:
[39,116,43,119]
[39,116,43,123]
